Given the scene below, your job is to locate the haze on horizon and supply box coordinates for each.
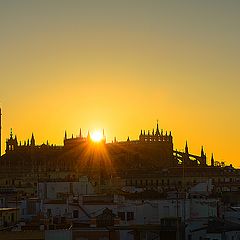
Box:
[0,1,240,166]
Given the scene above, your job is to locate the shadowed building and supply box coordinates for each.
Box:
[0,122,232,194]
[1,123,176,176]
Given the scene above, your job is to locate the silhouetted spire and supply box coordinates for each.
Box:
[144,130,146,135]
[140,130,143,135]
[87,131,91,141]
[79,128,82,138]
[31,133,35,146]
[185,141,189,154]
[71,134,73,139]
[211,153,214,166]
[155,120,160,135]
[127,136,130,141]
[64,130,67,140]
[201,146,205,157]
[0,108,1,157]
[10,128,13,139]
[169,131,172,136]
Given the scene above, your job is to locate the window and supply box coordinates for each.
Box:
[11,213,14,222]
[28,200,36,214]
[163,206,169,217]
[118,212,125,221]
[127,212,134,221]
[73,210,79,218]
[70,183,73,193]
[47,209,51,217]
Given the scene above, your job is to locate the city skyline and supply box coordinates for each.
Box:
[1,1,240,166]
[0,113,229,167]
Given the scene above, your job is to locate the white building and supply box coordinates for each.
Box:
[38,176,95,200]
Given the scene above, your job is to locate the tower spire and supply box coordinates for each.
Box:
[185,141,189,154]
[155,120,160,135]
[64,130,67,140]
[10,128,13,139]
[211,153,214,167]
[201,146,205,157]
[31,133,35,146]
[87,130,91,141]
[102,129,106,143]
[0,108,1,157]
[79,128,82,138]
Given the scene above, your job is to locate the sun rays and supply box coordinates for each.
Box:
[91,130,103,143]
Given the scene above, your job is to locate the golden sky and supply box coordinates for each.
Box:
[0,1,240,166]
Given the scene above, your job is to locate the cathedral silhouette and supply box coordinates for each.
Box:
[2,122,209,177]
[0,108,237,193]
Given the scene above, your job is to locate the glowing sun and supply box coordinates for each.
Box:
[91,130,103,142]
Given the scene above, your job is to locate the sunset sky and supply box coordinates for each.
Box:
[0,1,240,166]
